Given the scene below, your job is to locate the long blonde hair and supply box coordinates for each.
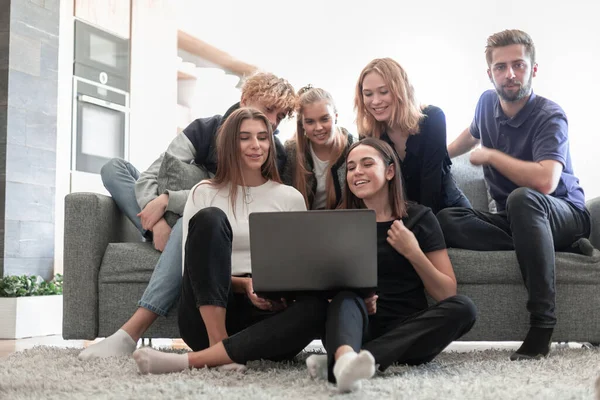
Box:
[207,108,281,213]
[294,86,348,209]
[354,58,425,138]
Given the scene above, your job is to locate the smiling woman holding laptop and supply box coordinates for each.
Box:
[132,107,330,373]
[305,138,477,393]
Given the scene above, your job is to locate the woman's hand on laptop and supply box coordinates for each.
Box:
[269,298,288,311]
[364,294,378,315]
[245,279,274,311]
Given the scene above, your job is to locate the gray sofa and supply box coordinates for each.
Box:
[63,154,600,343]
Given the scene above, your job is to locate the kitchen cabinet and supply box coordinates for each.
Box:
[75,0,131,38]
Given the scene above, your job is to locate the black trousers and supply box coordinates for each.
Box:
[325,291,477,383]
[178,207,328,363]
[437,187,591,328]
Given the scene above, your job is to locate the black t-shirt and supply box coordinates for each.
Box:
[374,203,446,326]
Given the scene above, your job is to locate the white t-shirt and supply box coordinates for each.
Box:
[182,179,307,276]
[309,144,330,210]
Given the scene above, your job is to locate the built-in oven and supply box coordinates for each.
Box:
[71,77,129,175]
[71,19,130,190]
[74,19,130,91]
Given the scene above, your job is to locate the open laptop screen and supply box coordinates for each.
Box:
[249,209,377,299]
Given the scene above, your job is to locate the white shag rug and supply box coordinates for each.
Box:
[1,346,599,400]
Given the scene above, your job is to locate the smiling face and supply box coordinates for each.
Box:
[301,100,337,147]
[488,44,537,102]
[239,118,270,172]
[361,72,395,123]
[346,144,395,201]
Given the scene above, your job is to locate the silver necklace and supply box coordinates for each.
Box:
[244,187,253,204]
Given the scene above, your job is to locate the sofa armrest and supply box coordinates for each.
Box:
[587,197,600,250]
[62,192,139,339]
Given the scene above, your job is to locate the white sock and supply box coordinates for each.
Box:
[132,347,189,374]
[216,363,247,372]
[306,354,328,380]
[333,350,376,393]
[78,329,137,360]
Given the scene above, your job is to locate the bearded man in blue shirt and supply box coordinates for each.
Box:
[439,29,591,361]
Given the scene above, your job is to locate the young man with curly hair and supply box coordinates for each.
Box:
[79,72,297,360]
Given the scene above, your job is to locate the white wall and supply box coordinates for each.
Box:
[129,0,178,172]
[178,0,600,199]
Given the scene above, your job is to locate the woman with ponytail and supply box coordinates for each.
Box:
[282,86,354,210]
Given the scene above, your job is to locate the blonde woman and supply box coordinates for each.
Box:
[282,86,354,209]
[355,58,470,214]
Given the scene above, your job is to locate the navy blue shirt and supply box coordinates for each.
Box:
[469,90,585,212]
[380,106,469,214]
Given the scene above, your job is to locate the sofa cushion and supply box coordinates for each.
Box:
[451,154,489,212]
[99,242,161,283]
[449,248,600,285]
[97,243,179,338]
[157,152,213,227]
[587,197,600,250]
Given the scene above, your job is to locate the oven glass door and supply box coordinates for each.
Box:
[75,95,126,174]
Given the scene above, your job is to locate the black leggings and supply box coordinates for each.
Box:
[178,207,328,363]
[325,291,477,382]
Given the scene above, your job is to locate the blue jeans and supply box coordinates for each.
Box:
[100,158,145,236]
[101,158,183,317]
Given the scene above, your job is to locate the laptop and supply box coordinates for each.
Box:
[249,209,377,300]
